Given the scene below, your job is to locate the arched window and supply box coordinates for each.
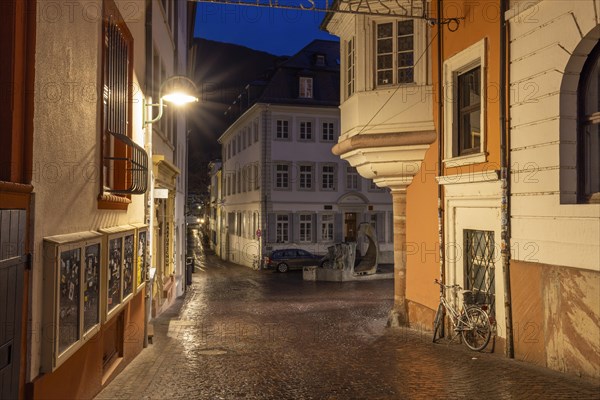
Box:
[578,42,600,203]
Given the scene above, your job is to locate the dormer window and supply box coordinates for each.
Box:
[315,54,326,66]
[299,77,313,98]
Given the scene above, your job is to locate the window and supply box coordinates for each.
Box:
[276,120,289,139]
[254,164,260,190]
[101,0,148,199]
[457,67,481,156]
[232,138,236,155]
[443,39,486,165]
[237,134,241,153]
[346,166,359,190]
[241,167,246,192]
[321,214,334,241]
[253,121,259,142]
[299,214,312,242]
[578,42,600,202]
[464,230,496,315]
[376,20,414,86]
[369,180,383,191]
[322,122,335,141]
[299,77,313,98]
[276,215,289,243]
[347,38,355,98]
[300,121,313,140]
[275,164,289,189]
[315,54,326,66]
[299,165,313,190]
[321,164,335,190]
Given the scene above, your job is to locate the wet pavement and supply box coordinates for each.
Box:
[96,244,600,400]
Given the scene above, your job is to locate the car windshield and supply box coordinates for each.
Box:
[297,250,310,257]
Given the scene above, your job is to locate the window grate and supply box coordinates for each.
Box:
[104,131,148,195]
[464,229,495,315]
[102,10,148,195]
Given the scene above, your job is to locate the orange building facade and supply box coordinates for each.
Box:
[325,0,599,379]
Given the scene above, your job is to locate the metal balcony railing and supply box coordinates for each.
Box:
[104,131,148,195]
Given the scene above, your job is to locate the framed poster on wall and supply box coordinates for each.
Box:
[132,224,148,293]
[100,226,136,321]
[42,231,103,372]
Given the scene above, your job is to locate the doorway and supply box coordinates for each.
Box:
[344,212,357,242]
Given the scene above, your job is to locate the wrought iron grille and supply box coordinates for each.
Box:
[102,11,148,195]
[104,130,148,195]
[464,229,496,315]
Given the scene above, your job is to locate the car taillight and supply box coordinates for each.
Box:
[264,257,270,264]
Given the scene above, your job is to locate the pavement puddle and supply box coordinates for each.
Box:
[197,348,228,356]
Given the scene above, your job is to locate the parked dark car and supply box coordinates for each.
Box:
[264,249,324,273]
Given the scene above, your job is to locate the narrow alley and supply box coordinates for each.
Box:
[96,247,600,400]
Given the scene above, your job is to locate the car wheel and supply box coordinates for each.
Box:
[277,263,289,273]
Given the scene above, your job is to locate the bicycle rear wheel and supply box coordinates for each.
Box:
[432,303,444,343]
[460,306,492,351]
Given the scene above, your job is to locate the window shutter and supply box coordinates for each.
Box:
[312,213,317,243]
[267,213,276,243]
[316,213,323,241]
[377,212,385,242]
[334,213,343,243]
[292,213,299,243]
[388,211,394,243]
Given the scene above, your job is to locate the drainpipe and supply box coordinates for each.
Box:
[436,1,445,290]
[499,0,514,359]
[143,0,153,349]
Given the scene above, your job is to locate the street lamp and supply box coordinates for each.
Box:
[144,75,199,126]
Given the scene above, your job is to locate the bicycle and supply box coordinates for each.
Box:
[432,279,492,351]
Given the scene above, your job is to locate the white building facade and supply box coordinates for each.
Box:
[507,0,600,379]
[217,40,394,267]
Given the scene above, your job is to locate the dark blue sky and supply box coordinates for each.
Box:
[194,2,338,56]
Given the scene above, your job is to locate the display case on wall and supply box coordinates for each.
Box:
[42,231,103,372]
[100,226,136,321]
[132,223,148,293]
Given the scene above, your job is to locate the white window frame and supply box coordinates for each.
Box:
[321,164,336,191]
[321,121,335,142]
[299,214,312,242]
[276,214,289,243]
[275,163,290,190]
[275,119,290,140]
[298,164,314,190]
[375,20,414,87]
[299,120,313,141]
[347,37,355,98]
[345,166,360,190]
[443,38,487,167]
[299,76,313,98]
[321,214,334,242]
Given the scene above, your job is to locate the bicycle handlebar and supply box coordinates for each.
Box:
[433,279,462,290]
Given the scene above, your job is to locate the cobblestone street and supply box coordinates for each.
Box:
[96,248,600,400]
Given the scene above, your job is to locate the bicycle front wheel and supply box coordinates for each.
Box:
[432,303,444,343]
[460,306,492,351]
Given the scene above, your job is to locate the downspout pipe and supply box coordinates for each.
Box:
[499,0,514,359]
[143,0,152,349]
[436,0,445,301]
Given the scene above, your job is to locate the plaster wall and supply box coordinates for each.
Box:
[511,260,600,379]
[508,0,600,271]
[30,0,146,384]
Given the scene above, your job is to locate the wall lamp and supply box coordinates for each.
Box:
[144,75,199,126]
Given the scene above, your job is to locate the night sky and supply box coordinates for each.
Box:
[194,2,338,56]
